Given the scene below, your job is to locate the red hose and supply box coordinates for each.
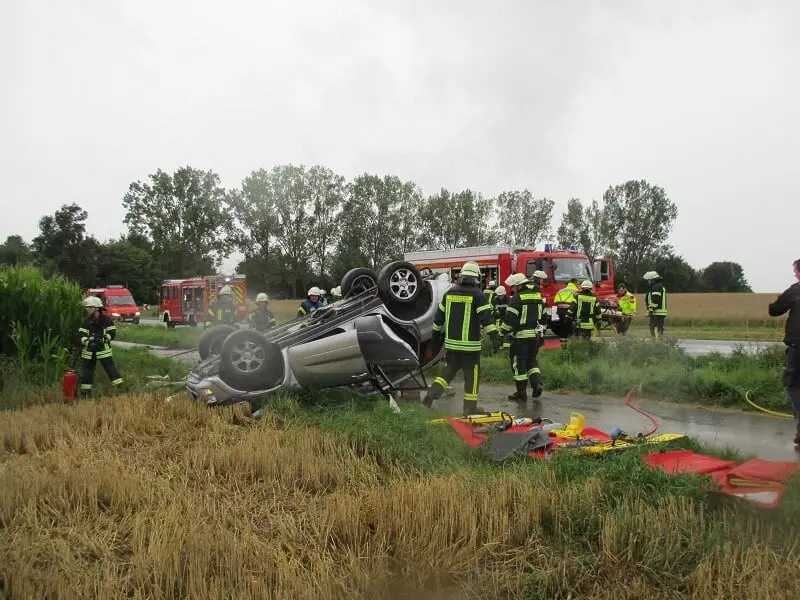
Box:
[625,386,659,437]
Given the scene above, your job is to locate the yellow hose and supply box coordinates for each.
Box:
[744,390,794,419]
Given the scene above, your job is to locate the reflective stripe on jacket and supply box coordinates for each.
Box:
[568,291,601,329]
[501,283,544,339]
[432,283,498,352]
[646,282,667,316]
[78,313,117,359]
[618,291,637,316]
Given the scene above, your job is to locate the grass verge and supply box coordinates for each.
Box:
[114,323,203,349]
[0,391,798,599]
[462,338,790,412]
[0,347,187,411]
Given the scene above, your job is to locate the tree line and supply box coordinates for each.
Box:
[0,165,752,304]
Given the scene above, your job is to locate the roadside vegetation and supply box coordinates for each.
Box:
[0,392,798,599]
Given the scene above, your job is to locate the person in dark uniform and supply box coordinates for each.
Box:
[77,296,123,397]
[643,271,667,338]
[768,258,800,446]
[568,280,601,339]
[502,273,545,403]
[249,292,277,332]
[423,261,500,415]
[206,285,236,327]
[491,285,509,347]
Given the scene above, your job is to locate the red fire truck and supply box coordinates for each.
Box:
[158,274,248,328]
[403,244,621,335]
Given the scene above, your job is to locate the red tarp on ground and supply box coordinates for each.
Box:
[445,416,611,459]
[641,449,738,475]
[641,450,800,509]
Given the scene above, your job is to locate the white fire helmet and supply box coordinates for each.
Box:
[256,293,269,303]
[494,286,506,296]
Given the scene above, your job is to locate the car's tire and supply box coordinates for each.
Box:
[341,267,378,297]
[219,329,283,391]
[377,261,423,305]
[198,324,236,360]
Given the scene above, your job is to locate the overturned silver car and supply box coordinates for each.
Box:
[185,262,451,407]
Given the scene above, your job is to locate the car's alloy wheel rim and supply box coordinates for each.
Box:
[230,340,266,372]
[389,268,418,300]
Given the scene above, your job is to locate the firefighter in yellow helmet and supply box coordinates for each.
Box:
[568,280,601,339]
[501,273,545,402]
[552,277,579,347]
[424,261,500,415]
[77,296,123,397]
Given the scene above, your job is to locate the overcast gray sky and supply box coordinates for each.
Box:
[2,0,798,292]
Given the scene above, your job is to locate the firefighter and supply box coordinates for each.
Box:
[643,271,667,339]
[423,261,500,415]
[615,282,637,336]
[568,280,601,339]
[485,279,497,306]
[553,277,579,347]
[492,285,508,324]
[249,293,277,332]
[501,273,545,402]
[206,285,236,326]
[77,296,123,397]
[319,289,328,306]
[298,286,324,317]
[768,258,800,446]
[331,286,343,301]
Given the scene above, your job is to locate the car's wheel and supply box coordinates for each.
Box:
[377,261,423,305]
[198,324,236,360]
[341,267,378,297]
[219,329,283,391]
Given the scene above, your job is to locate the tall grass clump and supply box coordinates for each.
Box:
[0,265,83,385]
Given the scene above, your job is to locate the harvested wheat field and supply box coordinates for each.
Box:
[1,393,799,600]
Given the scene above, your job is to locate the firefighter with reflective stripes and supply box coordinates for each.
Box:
[502,273,545,402]
[491,285,510,349]
[206,285,236,326]
[249,292,277,332]
[553,278,579,347]
[424,261,500,415]
[568,280,601,339]
[77,296,123,396]
[298,286,324,317]
[644,271,667,338]
[485,279,497,306]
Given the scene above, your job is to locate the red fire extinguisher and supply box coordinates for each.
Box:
[63,368,78,404]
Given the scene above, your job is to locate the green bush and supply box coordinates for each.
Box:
[0,265,84,382]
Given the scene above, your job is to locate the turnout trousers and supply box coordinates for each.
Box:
[80,355,123,396]
[649,315,666,338]
[424,350,482,414]
[784,345,800,441]
[509,337,542,401]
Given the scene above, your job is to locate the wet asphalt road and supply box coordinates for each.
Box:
[421,385,799,462]
[117,336,797,462]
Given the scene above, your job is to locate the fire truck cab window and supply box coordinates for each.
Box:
[546,258,593,282]
[526,259,552,281]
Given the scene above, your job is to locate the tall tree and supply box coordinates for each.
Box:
[95,238,165,305]
[31,203,99,286]
[0,235,33,266]
[494,190,555,248]
[307,165,345,279]
[122,166,232,277]
[270,165,314,296]
[555,197,608,261]
[618,252,703,293]
[700,261,752,292]
[417,188,497,250]
[602,180,679,282]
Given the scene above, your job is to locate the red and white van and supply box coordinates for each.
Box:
[87,285,141,324]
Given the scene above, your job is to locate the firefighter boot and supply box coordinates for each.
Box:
[530,374,543,399]
[462,400,487,416]
[507,381,527,403]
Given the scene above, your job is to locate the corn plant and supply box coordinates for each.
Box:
[0,265,84,383]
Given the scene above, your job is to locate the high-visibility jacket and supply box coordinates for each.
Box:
[207,300,236,325]
[617,291,637,316]
[568,291,601,329]
[553,282,579,306]
[485,287,495,306]
[646,282,667,316]
[78,313,117,360]
[297,298,323,317]
[501,283,544,339]
[432,283,498,352]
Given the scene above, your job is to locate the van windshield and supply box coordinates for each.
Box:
[107,294,136,306]
[549,258,593,283]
